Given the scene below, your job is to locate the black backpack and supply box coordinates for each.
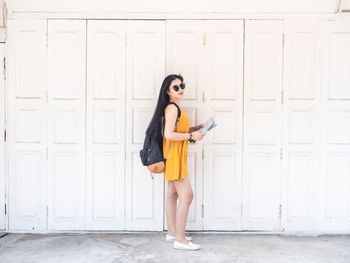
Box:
[139,102,181,179]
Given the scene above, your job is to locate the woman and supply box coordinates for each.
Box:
[146,74,206,250]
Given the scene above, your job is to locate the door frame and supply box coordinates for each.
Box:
[0,43,6,231]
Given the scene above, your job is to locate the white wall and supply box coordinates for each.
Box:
[5,0,340,14]
[4,17,350,234]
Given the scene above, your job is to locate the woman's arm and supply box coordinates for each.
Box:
[164,105,191,141]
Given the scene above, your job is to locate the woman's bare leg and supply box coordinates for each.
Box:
[172,176,193,245]
[166,180,178,236]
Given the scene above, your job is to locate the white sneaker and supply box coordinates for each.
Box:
[173,240,200,250]
[166,234,192,242]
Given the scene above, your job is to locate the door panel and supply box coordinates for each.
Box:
[125,20,165,230]
[0,44,5,230]
[165,20,205,230]
[47,20,86,230]
[202,20,244,230]
[281,19,323,232]
[7,19,47,231]
[242,20,283,230]
[86,20,126,230]
[320,20,350,232]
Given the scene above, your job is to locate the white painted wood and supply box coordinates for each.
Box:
[165,20,205,231]
[86,20,126,230]
[7,19,47,231]
[202,20,244,230]
[242,20,283,231]
[47,20,86,230]
[0,43,5,230]
[319,19,350,233]
[125,20,165,230]
[3,17,350,234]
[281,19,323,233]
[7,0,339,14]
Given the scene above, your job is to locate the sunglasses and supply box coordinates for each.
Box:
[172,83,186,92]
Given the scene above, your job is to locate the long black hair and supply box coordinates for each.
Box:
[145,74,183,144]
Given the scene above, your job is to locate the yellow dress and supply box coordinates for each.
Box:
[163,104,190,181]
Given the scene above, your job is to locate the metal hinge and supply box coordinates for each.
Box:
[281,90,284,104]
[202,91,205,102]
[3,57,6,80]
[4,203,6,215]
[278,204,282,218]
[202,33,207,46]
[282,34,285,47]
[280,148,283,160]
[4,128,6,142]
[201,204,204,217]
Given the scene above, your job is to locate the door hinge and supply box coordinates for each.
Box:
[202,91,205,102]
[278,204,282,218]
[3,57,6,80]
[281,90,284,104]
[280,148,283,160]
[201,204,204,217]
[3,128,6,142]
[282,34,285,47]
[4,203,6,215]
[202,33,207,46]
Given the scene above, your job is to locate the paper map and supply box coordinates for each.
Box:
[200,117,217,133]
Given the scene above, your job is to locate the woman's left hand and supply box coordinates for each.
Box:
[195,123,204,131]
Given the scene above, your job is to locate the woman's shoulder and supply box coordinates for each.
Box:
[165,103,179,113]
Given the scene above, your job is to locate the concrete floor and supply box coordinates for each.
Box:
[0,232,349,263]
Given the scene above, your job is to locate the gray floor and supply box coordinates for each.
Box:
[0,232,349,263]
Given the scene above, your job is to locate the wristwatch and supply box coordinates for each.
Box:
[188,132,195,143]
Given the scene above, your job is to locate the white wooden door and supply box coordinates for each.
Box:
[319,19,350,232]
[165,20,205,231]
[7,19,47,231]
[202,20,244,230]
[0,43,6,230]
[47,20,86,230]
[86,20,126,230]
[125,20,165,230]
[242,20,283,231]
[281,19,323,232]
[165,20,244,231]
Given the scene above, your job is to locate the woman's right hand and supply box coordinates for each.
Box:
[191,130,206,141]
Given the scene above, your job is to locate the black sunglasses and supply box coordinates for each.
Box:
[172,83,186,92]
